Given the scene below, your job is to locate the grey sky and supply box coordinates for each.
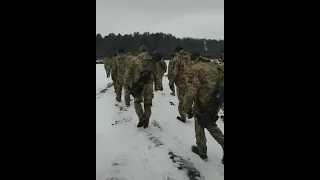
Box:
[96,0,224,40]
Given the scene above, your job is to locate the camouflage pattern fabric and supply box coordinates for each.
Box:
[183,56,224,155]
[194,117,224,155]
[168,50,191,87]
[124,52,155,124]
[134,83,153,125]
[103,57,112,77]
[176,87,187,120]
[168,50,191,121]
[154,59,167,91]
[168,59,175,95]
[124,52,154,88]
[112,53,129,101]
[124,88,131,105]
[110,56,117,92]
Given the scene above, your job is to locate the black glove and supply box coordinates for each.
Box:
[169,84,174,90]
[107,73,110,78]
[186,108,194,119]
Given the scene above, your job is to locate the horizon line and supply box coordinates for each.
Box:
[96,31,224,41]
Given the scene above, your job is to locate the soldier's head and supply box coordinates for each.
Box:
[113,53,117,57]
[118,48,124,54]
[152,51,163,62]
[190,50,201,61]
[174,45,183,53]
[139,45,148,53]
[171,53,175,59]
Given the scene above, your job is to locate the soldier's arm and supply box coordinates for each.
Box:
[184,68,201,111]
[103,58,108,70]
[168,61,172,77]
[107,59,112,75]
[111,59,117,79]
[168,57,178,85]
[124,59,135,88]
[153,71,157,83]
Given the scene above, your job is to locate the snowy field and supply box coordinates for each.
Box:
[96,63,224,180]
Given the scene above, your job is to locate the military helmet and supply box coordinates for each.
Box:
[139,45,148,53]
[190,50,201,61]
[152,50,163,62]
[174,45,183,53]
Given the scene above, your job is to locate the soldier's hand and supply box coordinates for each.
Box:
[186,109,194,119]
[169,83,174,90]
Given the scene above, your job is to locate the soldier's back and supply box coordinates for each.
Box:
[156,59,166,74]
[114,54,128,76]
[173,51,191,85]
[191,59,224,108]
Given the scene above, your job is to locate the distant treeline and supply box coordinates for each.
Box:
[96,32,224,59]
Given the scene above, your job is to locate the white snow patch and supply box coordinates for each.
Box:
[96,63,224,180]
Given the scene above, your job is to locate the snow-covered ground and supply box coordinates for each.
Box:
[96,63,224,180]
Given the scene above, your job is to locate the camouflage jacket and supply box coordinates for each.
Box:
[168,58,174,79]
[111,53,129,80]
[155,59,167,74]
[124,52,155,88]
[103,57,111,70]
[184,56,224,114]
[168,50,191,87]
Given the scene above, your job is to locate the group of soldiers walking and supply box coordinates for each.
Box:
[102,45,224,165]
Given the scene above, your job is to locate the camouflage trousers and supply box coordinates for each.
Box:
[134,83,153,125]
[154,73,164,91]
[114,78,130,104]
[176,85,186,121]
[194,117,224,155]
[112,78,117,92]
[124,88,131,105]
[105,69,111,77]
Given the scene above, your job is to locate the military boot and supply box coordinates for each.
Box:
[143,120,149,129]
[137,115,144,128]
[191,145,208,161]
[177,116,186,123]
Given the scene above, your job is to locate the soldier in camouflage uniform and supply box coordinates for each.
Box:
[154,58,167,91]
[168,53,176,96]
[111,48,130,103]
[126,52,134,61]
[168,46,191,123]
[110,53,118,93]
[124,45,155,128]
[183,55,224,164]
[103,56,112,77]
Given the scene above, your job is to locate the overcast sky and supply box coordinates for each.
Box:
[96,0,224,40]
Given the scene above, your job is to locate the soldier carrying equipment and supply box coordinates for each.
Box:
[130,51,163,97]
